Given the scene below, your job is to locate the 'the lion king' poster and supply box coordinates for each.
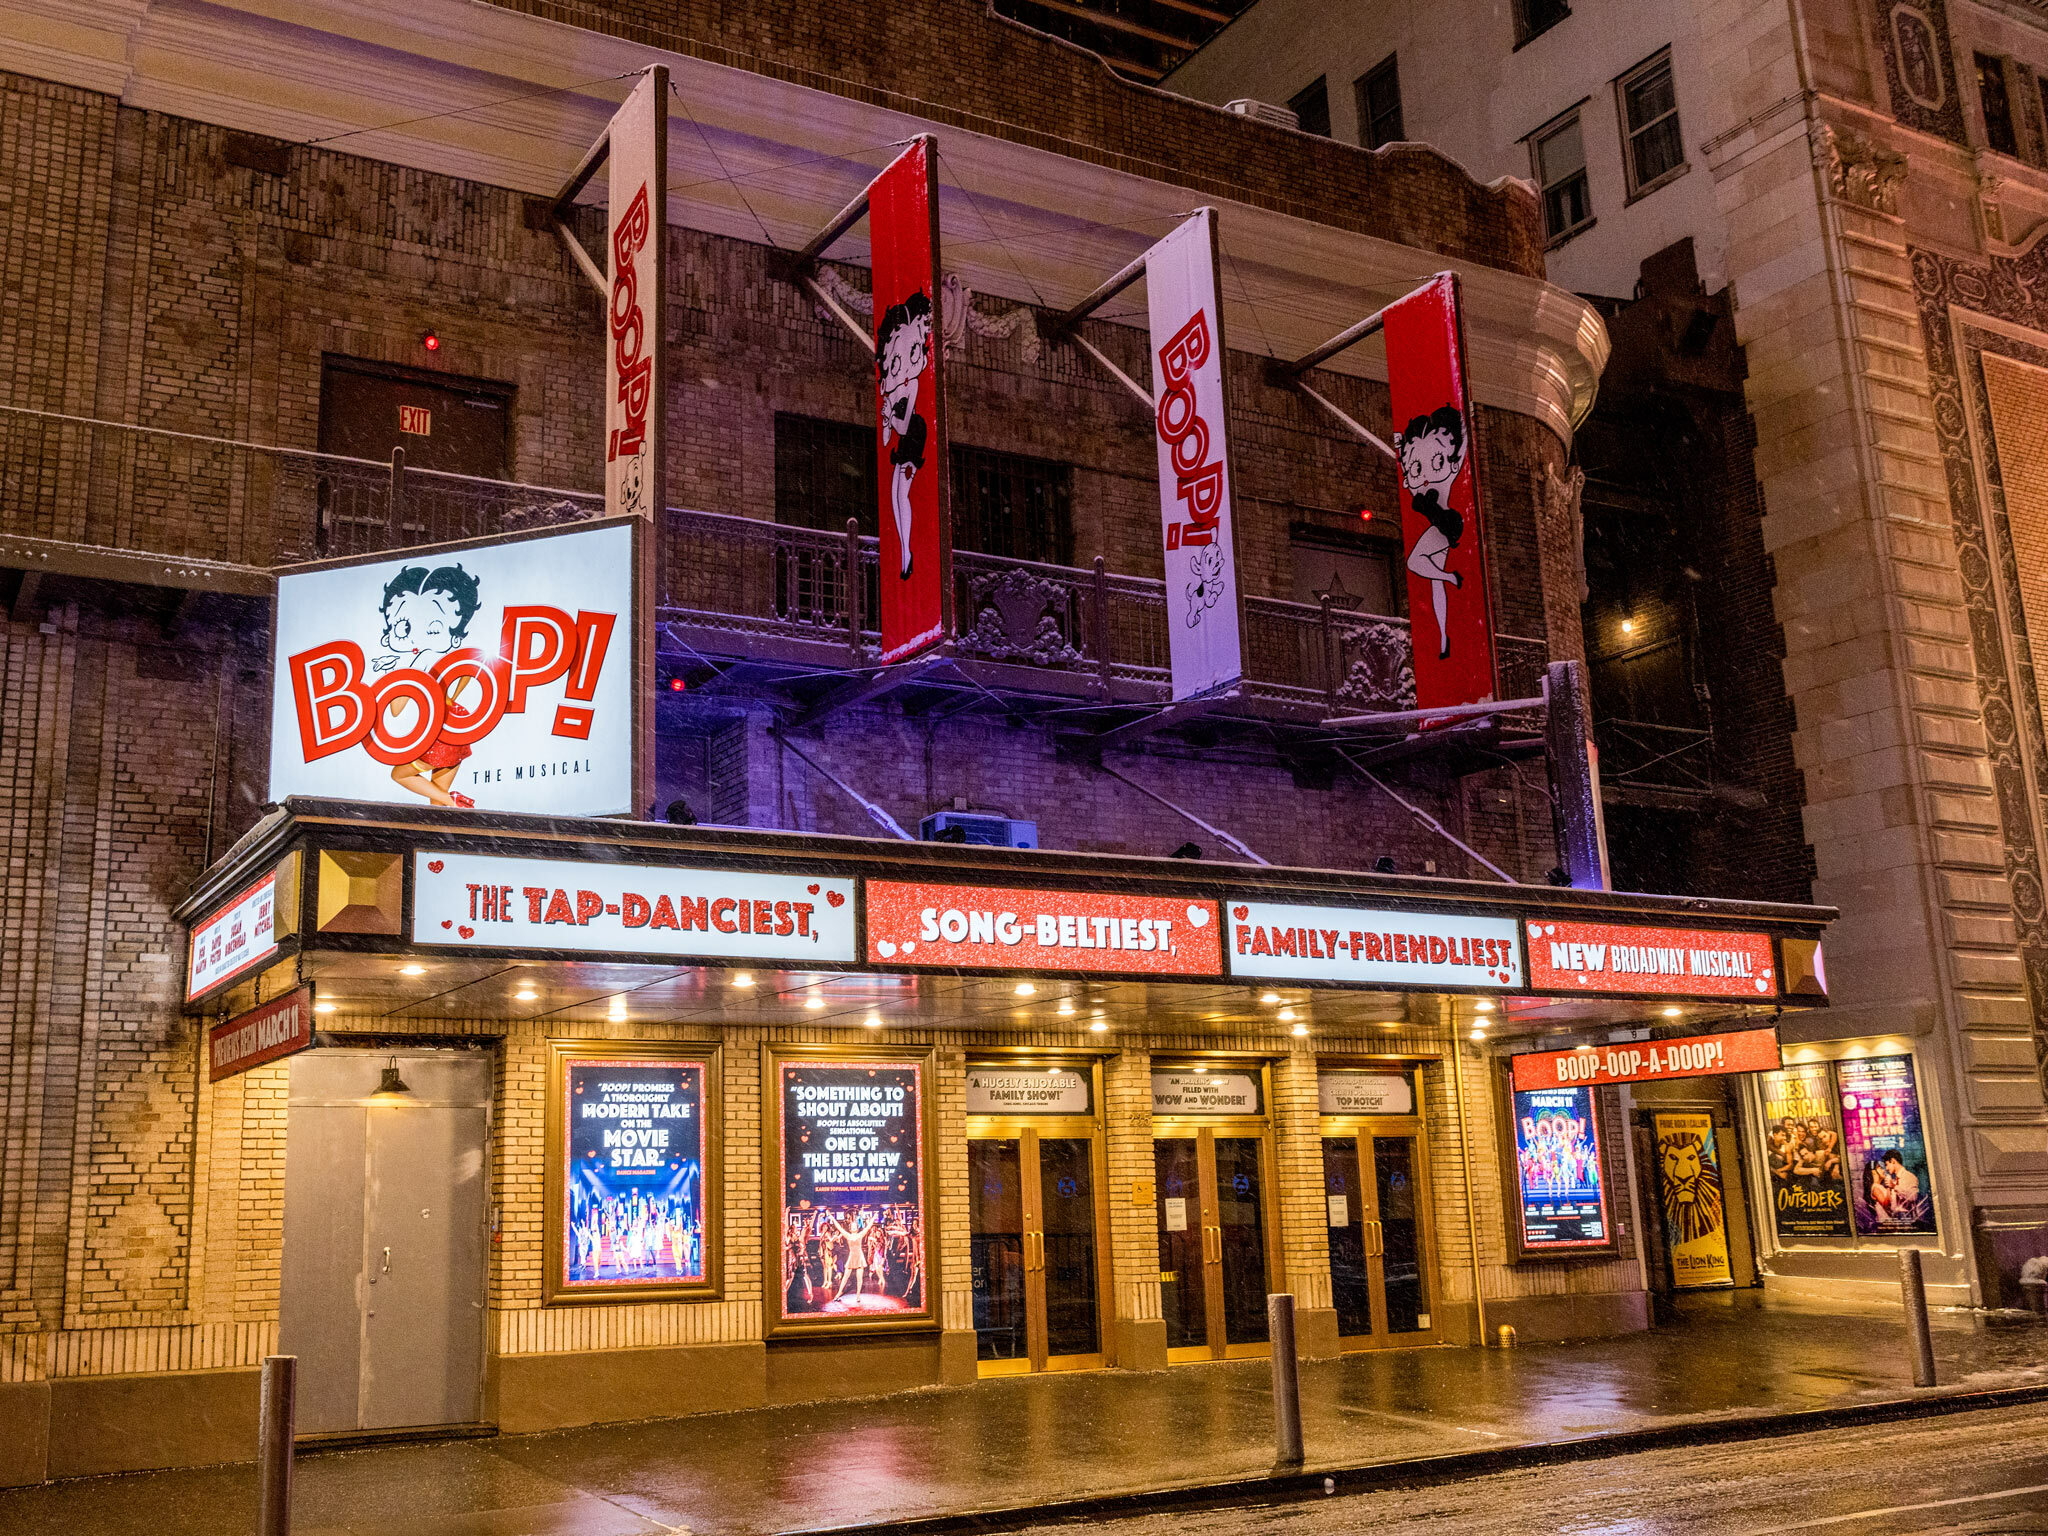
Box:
[1652,1111,1733,1289]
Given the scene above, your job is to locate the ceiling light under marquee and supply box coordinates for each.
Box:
[399,964,425,977]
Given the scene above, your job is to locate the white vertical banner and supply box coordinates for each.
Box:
[1146,208,1243,701]
[604,68,666,524]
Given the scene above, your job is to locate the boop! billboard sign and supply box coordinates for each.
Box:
[268,520,636,817]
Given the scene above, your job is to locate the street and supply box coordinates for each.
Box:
[1009,1402,2048,1536]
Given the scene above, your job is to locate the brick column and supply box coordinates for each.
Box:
[933,1042,977,1383]
[1103,1048,1164,1368]
[1271,1047,1337,1356]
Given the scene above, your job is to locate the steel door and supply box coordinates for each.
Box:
[281,1050,490,1434]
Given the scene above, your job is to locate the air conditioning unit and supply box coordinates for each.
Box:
[920,811,1038,849]
[1224,98,1301,131]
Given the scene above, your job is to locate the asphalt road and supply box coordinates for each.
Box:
[1001,1401,2048,1536]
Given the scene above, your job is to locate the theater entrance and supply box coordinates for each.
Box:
[1152,1062,1277,1361]
[1319,1065,1442,1350]
[966,1060,1110,1374]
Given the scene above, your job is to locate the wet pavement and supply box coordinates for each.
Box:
[3,1299,2046,1535]
[1004,1399,2048,1535]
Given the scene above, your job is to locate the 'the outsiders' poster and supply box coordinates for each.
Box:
[270,520,635,816]
[778,1060,927,1322]
[1758,1062,1852,1239]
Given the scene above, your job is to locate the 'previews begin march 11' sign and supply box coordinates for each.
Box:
[413,852,856,962]
[269,520,636,817]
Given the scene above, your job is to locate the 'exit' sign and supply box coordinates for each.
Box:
[399,405,432,435]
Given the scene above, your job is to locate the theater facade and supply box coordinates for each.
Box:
[169,796,1832,1447]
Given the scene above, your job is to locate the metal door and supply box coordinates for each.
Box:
[280,1050,490,1434]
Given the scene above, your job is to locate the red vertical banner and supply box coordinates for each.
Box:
[869,140,950,665]
[1385,272,1496,712]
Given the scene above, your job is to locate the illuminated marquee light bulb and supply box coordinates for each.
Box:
[805,994,826,1010]
[399,964,425,977]
[1474,998,1495,1013]
[1290,1022,1309,1038]
[731,972,754,988]
[863,1015,882,1030]
[1014,982,1036,996]
[1088,1020,1108,1034]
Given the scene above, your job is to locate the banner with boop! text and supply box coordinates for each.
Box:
[1147,209,1244,700]
[1385,272,1497,713]
[269,520,636,816]
[605,68,665,523]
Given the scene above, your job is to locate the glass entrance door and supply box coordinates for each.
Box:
[1156,1129,1274,1360]
[1324,1127,1439,1349]
[969,1129,1105,1373]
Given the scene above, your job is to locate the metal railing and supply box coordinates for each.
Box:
[1,404,1557,720]
[0,404,602,566]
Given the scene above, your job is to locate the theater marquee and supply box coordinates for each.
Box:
[1228,898,1523,988]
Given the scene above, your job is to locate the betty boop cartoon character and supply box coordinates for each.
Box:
[375,562,482,809]
[876,290,934,579]
[1394,403,1470,660]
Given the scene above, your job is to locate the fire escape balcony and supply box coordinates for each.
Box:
[0,406,1550,725]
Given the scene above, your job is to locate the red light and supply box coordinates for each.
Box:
[1355,505,1375,522]
[421,332,440,352]
[668,677,685,692]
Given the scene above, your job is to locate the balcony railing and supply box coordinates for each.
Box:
[1,404,1548,721]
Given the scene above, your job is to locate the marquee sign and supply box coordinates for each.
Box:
[1525,919,1777,998]
[1510,1027,1782,1092]
[188,871,279,1000]
[864,880,1223,976]
[1228,898,1522,988]
[270,520,638,818]
[412,851,856,961]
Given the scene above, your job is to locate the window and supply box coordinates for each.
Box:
[951,444,1074,566]
[1288,76,1332,137]
[774,413,876,535]
[1515,0,1570,47]
[1532,112,1593,242]
[1978,52,2018,155]
[1355,56,1405,149]
[1619,51,1686,194]
[1290,525,1400,617]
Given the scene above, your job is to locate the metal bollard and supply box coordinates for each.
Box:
[1268,1293,1304,1467]
[1899,1248,1937,1388]
[256,1354,297,1536]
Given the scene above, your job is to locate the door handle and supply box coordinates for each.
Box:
[382,1246,392,1275]
[1371,1220,1385,1258]
[1205,1224,1222,1265]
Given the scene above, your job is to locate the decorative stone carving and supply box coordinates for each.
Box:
[1544,461,1589,603]
[1810,120,1907,216]
[809,267,1041,363]
[957,566,1084,667]
[1331,617,1417,710]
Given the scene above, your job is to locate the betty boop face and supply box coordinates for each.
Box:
[378,563,480,663]
[382,590,462,658]
[877,291,934,433]
[1394,404,1470,501]
[1398,426,1463,498]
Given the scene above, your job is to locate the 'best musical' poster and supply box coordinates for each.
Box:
[779,1060,928,1321]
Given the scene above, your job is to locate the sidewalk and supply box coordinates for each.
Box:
[3,1300,2045,1536]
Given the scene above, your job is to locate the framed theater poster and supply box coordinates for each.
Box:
[1836,1054,1938,1237]
[544,1039,722,1304]
[764,1044,937,1337]
[1496,1067,1619,1261]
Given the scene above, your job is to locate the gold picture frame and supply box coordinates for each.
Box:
[762,1041,939,1339]
[543,1038,724,1305]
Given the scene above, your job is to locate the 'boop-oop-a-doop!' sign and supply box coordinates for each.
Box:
[269,521,635,817]
[863,880,1224,976]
